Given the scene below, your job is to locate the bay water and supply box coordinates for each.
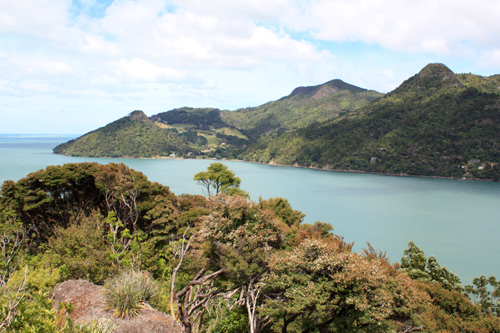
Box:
[1,134,499,284]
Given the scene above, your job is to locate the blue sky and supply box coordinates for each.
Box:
[2,0,500,134]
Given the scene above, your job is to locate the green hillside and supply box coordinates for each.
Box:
[456,73,500,94]
[243,64,500,180]
[223,79,383,139]
[53,64,500,180]
[54,79,381,159]
[53,110,191,158]
[151,107,229,130]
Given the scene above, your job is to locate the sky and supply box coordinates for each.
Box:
[2,0,500,134]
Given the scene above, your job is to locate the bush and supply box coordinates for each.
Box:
[47,212,117,285]
[103,270,159,318]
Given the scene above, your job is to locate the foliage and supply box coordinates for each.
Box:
[193,163,245,197]
[77,316,117,333]
[223,79,382,139]
[198,194,286,284]
[211,307,249,333]
[418,281,500,332]
[261,238,429,332]
[0,288,73,332]
[400,241,463,291]
[0,162,104,245]
[465,275,500,316]
[171,193,287,333]
[54,80,381,160]
[0,162,178,267]
[6,256,65,294]
[152,107,229,130]
[46,212,117,284]
[0,214,29,287]
[103,269,159,318]
[52,64,500,181]
[2,162,500,332]
[258,197,304,228]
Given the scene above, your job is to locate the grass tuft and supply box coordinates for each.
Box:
[103,270,159,318]
[79,316,117,333]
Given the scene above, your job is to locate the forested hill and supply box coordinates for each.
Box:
[53,79,382,158]
[245,63,500,180]
[53,110,191,158]
[222,79,383,139]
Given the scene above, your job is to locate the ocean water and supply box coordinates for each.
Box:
[1,134,499,284]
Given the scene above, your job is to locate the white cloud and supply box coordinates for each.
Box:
[480,49,500,68]
[9,58,74,77]
[2,0,500,134]
[287,0,500,55]
[169,0,292,21]
[114,58,192,83]
[94,0,323,69]
[0,0,71,39]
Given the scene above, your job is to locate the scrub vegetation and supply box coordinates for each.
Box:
[0,162,498,332]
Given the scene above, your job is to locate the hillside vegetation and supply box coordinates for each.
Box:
[223,79,383,139]
[242,64,500,180]
[53,111,191,158]
[53,64,500,180]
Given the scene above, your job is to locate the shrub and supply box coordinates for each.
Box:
[103,270,159,318]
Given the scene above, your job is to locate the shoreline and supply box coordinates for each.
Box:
[54,152,494,182]
[228,158,493,182]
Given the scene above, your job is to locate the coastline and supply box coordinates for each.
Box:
[53,151,494,182]
[229,158,492,182]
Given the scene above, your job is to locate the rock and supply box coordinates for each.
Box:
[52,280,184,333]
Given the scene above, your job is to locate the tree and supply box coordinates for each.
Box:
[465,275,500,316]
[193,163,245,197]
[261,238,417,333]
[170,194,287,333]
[0,163,104,245]
[199,194,286,333]
[400,241,462,291]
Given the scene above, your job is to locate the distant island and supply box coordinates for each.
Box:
[54,63,500,180]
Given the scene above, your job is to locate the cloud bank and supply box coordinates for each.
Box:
[1,0,499,133]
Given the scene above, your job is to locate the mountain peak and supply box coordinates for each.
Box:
[289,79,367,98]
[128,110,148,121]
[391,63,464,96]
[418,63,454,78]
[415,63,463,88]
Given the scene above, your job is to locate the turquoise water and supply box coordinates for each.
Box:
[1,134,499,284]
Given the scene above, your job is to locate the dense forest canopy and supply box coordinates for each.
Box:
[53,63,500,181]
[0,162,499,332]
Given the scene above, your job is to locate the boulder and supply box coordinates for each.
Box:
[52,280,184,333]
